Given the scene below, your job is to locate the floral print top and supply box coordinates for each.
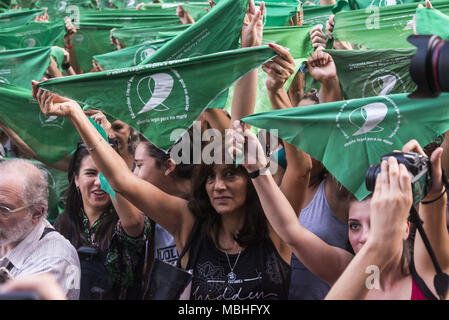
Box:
[81,212,152,299]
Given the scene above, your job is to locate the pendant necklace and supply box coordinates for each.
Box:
[224,249,242,282]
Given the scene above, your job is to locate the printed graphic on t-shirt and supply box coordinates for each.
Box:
[156,245,178,265]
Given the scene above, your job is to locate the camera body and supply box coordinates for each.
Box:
[366,152,432,205]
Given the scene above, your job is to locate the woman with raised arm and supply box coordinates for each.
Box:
[53,140,151,300]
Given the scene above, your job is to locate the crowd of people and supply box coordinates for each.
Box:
[0,0,448,301]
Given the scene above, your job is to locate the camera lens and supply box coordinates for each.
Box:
[437,40,449,92]
[365,164,381,192]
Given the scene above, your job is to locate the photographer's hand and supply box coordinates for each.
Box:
[401,139,449,297]
[0,274,67,300]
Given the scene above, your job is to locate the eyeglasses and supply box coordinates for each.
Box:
[0,204,33,218]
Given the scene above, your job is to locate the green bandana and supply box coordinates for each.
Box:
[243,93,449,200]
[38,46,276,152]
[0,22,65,51]
[0,46,52,89]
[327,48,417,99]
[112,24,188,47]
[416,6,449,40]
[0,83,80,163]
[256,1,301,27]
[93,39,170,70]
[0,8,45,28]
[140,0,250,64]
[333,1,449,49]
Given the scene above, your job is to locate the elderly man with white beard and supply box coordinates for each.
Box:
[0,159,80,299]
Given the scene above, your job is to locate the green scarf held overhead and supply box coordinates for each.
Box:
[93,39,171,70]
[242,93,449,200]
[0,8,45,28]
[333,0,420,12]
[333,0,449,49]
[416,7,449,40]
[0,83,80,164]
[140,0,250,64]
[140,0,250,110]
[138,2,210,22]
[327,48,417,99]
[31,0,97,21]
[0,47,52,89]
[255,1,301,27]
[224,26,313,121]
[0,22,65,51]
[303,4,335,27]
[79,9,181,26]
[38,46,277,152]
[112,24,189,47]
[71,23,120,73]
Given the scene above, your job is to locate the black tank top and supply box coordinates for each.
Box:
[186,232,290,300]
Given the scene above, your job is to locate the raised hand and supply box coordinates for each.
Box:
[307,48,337,83]
[84,109,112,136]
[226,120,268,173]
[262,43,296,91]
[31,80,80,118]
[310,24,327,49]
[64,16,76,49]
[369,156,412,243]
[289,2,303,26]
[401,139,445,202]
[241,0,265,48]
[177,5,195,24]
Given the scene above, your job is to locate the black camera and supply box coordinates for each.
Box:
[366,152,432,205]
[408,34,449,98]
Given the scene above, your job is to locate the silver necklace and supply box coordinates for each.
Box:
[224,250,241,282]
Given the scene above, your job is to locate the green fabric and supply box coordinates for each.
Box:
[263,26,314,60]
[138,2,209,21]
[140,0,250,110]
[416,7,449,40]
[50,46,66,72]
[333,1,449,49]
[224,25,313,127]
[71,23,119,73]
[242,93,449,200]
[0,46,52,89]
[256,1,301,27]
[327,48,417,99]
[303,4,335,27]
[38,46,276,152]
[140,0,250,64]
[93,39,170,70]
[31,0,97,21]
[79,9,181,25]
[0,8,44,28]
[111,24,188,47]
[0,22,65,51]
[0,83,80,163]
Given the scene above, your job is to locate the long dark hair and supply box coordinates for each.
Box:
[187,164,269,249]
[54,143,118,252]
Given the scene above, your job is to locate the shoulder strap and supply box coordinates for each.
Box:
[39,227,57,241]
[176,219,201,268]
[409,252,438,300]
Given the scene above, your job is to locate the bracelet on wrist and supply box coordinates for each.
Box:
[64,43,74,50]
[247,161,270,179]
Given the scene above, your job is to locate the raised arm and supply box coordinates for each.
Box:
[261,43,312,215]
[307,48,343,103]
[402,139,449,299]
[230,0,264,127]
[228,120,353,283]
[31,83,193,241]
[326,157,413,299]
[64,17,83,74]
